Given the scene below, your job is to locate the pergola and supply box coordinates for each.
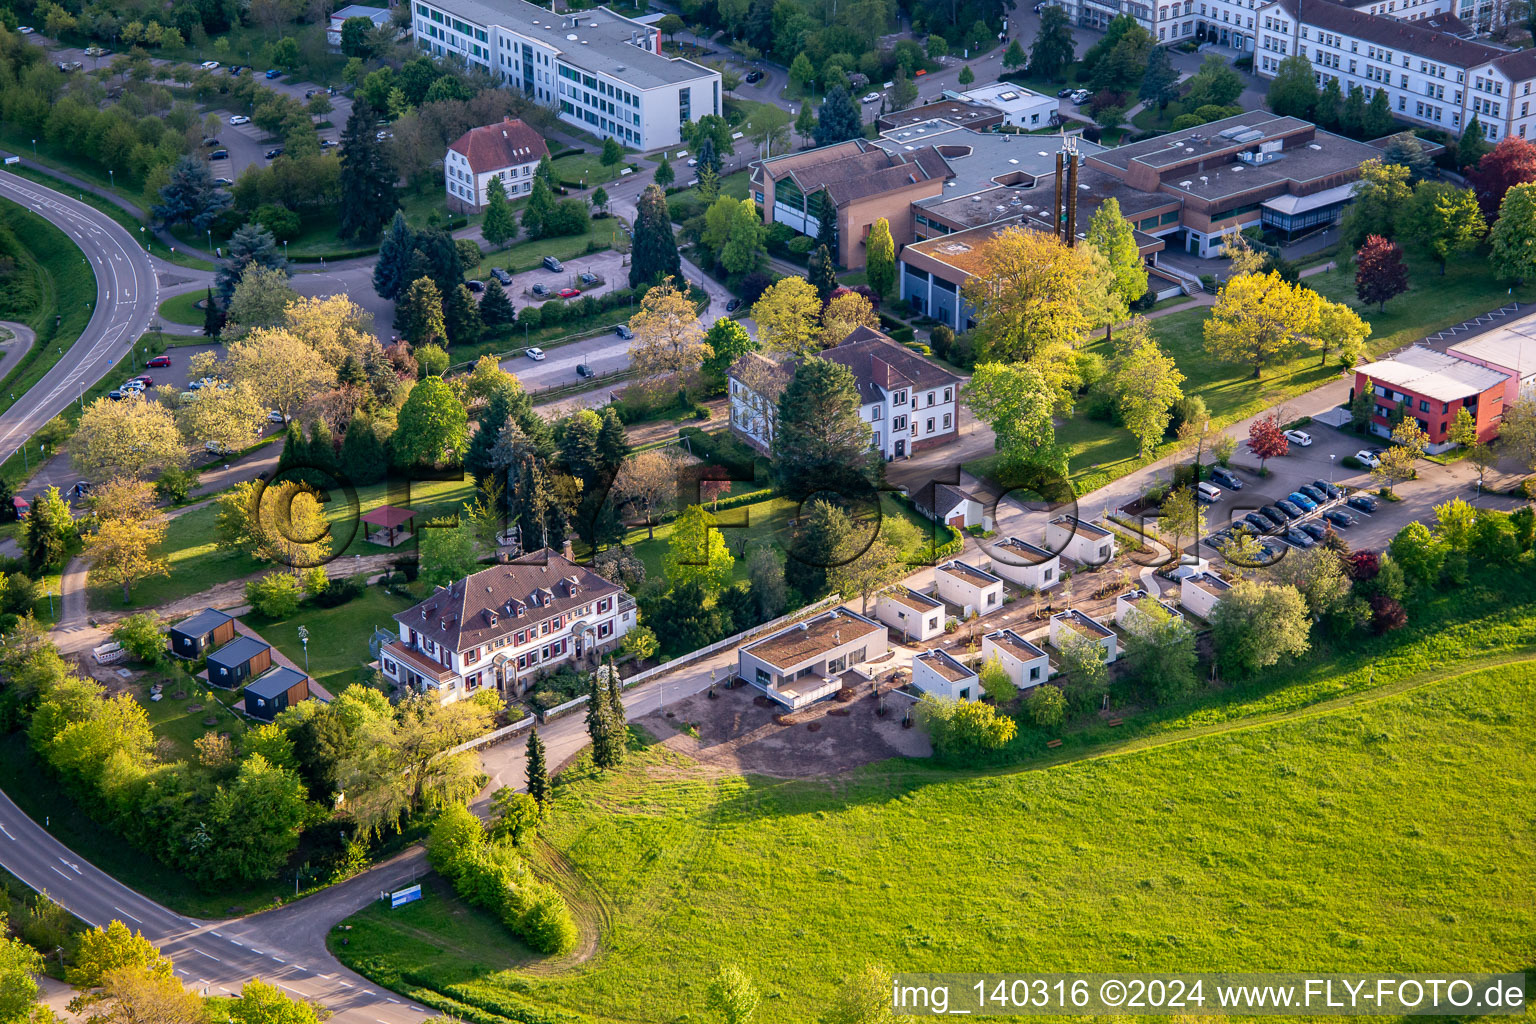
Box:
[362,505,416,547]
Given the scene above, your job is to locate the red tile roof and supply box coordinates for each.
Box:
[448,117,550,175]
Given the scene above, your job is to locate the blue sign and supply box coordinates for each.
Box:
[389,884,422,909]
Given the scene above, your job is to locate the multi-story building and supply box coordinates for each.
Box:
[444,117,549,213]
[1255,0,1536,142]
[1354,347,1509,449]
[1448,310,1536,405]
[382,550,637,704]
[409,0,720,150]
[727,326,964,460]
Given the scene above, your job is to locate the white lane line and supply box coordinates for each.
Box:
[277,983,305,995]
[250,949,264,955]
[386,998,401,1004]
[271,957,285,964]
[0,824,13,839]
[113,907,142,925]
[211,931,223,938]
[194,949,221,963]
[230,940,243,946]
[337,981,352,988]
[49,865,68,880]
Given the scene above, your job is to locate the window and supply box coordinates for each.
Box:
[1419,399,1430,412]
[893,415,907,431]
[893,390,907,405]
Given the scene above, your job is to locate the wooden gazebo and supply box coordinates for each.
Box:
[362,505,416,547]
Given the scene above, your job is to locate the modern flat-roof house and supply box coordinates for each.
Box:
[409,0,720,150]
[1254,0,1536,141]
[911,649,980,701]
[910,481,988,531]
[1114,589,1186,632]
[985,537,1060,591]
[934,560,1005,618]
[737,609,888,710]
[1049,609,1119,664]
[1449,316,1536,406]
[981,628,1051,690]
[727,326,964,461]
[877,98,1005,133]
[1179,571,1233,619]
[383,550,636,704]
[168,608,236,660]
[956,83,1059,130]
[445,117,550,213]
[243,666,311,722]
[1045,515,1116,567]
[875,587,948,642]
[1354,347,1509,449]
[207,635,273,689]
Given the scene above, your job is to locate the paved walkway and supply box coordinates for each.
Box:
[0,320,36,387]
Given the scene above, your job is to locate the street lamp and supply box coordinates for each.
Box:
[298,625,309,671]
[30,139,36,156]
[1329,452,1336,483]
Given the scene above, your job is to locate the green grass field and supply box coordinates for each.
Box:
[549,152,634,187]
[158,289,208,326]
[333,571,1536,1024]
[480,218,620,276]
[139,680,250,762]
[245,588,414,695]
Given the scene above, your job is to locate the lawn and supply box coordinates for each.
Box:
[333,574,1536,1024]
[478,217,620,277]
[158,290,207,327]
[549,151,635,187]
[138,677,251,762]
[245,588,415,695]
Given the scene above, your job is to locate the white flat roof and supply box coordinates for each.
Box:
[1261,182,1355,215]
[1356,347,1509,403]
[1448,313,1536,380]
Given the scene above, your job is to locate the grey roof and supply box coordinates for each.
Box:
[245,665,308,700]
[1448,309,1536,379]
[938,560,1003,586]
[172,607,233,637]
[884,122,1106,206]
[911,481,983,516]
[1265,0,1508,68]
[208,634,270,669]
[1356,347,1509,401]
[821,326,966,399]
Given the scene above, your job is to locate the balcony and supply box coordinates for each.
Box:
[382,640,455,684]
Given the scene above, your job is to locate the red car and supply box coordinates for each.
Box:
[558,287,581,298]
[147,354,171,367]
[134,374,153,385]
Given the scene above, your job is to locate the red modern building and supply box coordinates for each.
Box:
[1354,348,1509,450]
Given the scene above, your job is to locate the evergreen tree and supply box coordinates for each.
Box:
[479,277,514,325]
[813,86,863,145]
[1138,45,1179,110]
[785,496,854,600]
[522,176,556,239]
[605,667,627,767]
[815,200,837,254]
[338,98,398,243]
[0,475,13,524]
[481,174,516,248]
[1363,88,1394,137]
[277,420,307,473]
[398,276,446,345]
[808,244,838,303]
[865,219,896,298]
[308,417,335,468]
[153,154,231,231]
[1341,84,1366,137]
[339,410,388,485]
[215,222,287,301]
[654,152,675,188]
[444,283,484,345]
[24,487,74,572]
[201,287,224,338]
[695,165,720,203]
[525,727,549,807]
[585,672,622,769]
[1314,77,1343,129]
[596,406,630,471]
[772,358,875,499]
[1459,117,1492,169]
[629,184,681,288]
[373,211,415,300]
[697,135,719,175]
[794,102,817,145]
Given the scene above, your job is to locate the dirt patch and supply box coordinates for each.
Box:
[637,681,931,778]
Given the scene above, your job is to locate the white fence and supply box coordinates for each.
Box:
[443,714,537,757]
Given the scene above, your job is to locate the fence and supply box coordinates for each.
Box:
[442,714,537,757]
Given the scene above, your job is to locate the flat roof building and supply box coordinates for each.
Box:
[1449,315,1536,406]
[738,609,889,710]
[955,83,1059,130]
[1355,347,1509,447]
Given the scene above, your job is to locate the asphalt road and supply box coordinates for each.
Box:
[0,170,159,459]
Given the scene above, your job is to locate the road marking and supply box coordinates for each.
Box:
[0,824,12,839]
[211,931,223,938]
[271,957,285,964]
[386,998,401,1004]
[230,940,243,946]
[250,949,263,955]
[113,907,142,925]
[50,865,68,880]
[194,949,221,963]
[337,981,352,988]
[277,982,304,995]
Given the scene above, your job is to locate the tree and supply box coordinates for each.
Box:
[663,505,735,594]
[1382,133,1433,182]
[1489,183,1536,282]
[338,99,397,243]
[393,376,468,467]
[445,283,484,346]
[1086,198,1147,311]
[203,286,226,339]
[419,521,481,587]
[247,571,303,617]
[226,265,299,334]
[827,521,908,614]
[83,516,168,604]
[1203,271,1323,377]
[701,317,758,394]
[525,727,549,807]
[813,86,863,145]
[1183,53,1242,108]
[1341,84,1366,136]
[489,788,541,846]
[226,329,336,423]
[807,244,839,304]
[24,487,75,572]
[1469,135,1536,217]
[772,359,875,498]
[752,276,824,356]
[585,671,625,769]
[226,979,327,1024]
[68,921,171,989]
[1158,484,1206,557]
[706,964,761,1024]
[962,226,1100,362]
[630,185,681,288]
[1354,234,1409,312]
[653,152,675,190]
[1266,54,1319,119]
[215,221,287,302]
[1363,87,1393,138]
[794,102,817,145]
[153,155,231,231]
[1054,632,1108,715]
[818,964,902,1024]
[178,380,265,455]
[917,694,1017,755]
[398,276,447,346]
[72,965,204,1024]
[0,936,43,1024]
[1121,599,1198,703]
[964,361,1065,474]
[1030,5,1075,80]
[1314,76,1343,129]
[957,64,975,86]
[600,136,624,167]
[1209,579,1311,676]
[70,395,184,481]
[628,278,710,383]
[865,218,895,299]
[1108,319,1184,458]
[1501,396,1536,473]
[592,186,611,214]
[1339,158,1411,248]
[373,212,416,301]
[482,174,516,248]
[614,448,680,539]
[721,198,766,275]
[111,612,166,664]
[1401,181,1486,275]
[1247,415,1289,470]
[1136,45,1178,110]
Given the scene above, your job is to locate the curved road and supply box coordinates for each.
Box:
[0,170,160,458]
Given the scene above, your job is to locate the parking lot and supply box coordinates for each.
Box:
[480,250,628,315]
[202,88,350,185]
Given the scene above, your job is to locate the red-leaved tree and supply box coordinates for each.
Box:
[1355,235,1410,312]
[1247,415,1289,470]
[1470,136,1536,219]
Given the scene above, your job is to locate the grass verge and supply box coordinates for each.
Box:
[0,200,96,423]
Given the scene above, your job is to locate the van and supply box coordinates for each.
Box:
[1196,482,1222,503]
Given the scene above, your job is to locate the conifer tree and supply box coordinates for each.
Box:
[481,173,516,248]
[202,287,224,338]
[525,727,550,807]
[479,277,515,325]
[338,98,398,243]
[373,211,416,300]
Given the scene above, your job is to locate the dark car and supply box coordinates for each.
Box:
[1312,479,1342,500]
[726,297,741,312]
[265,147,284,159]
[465,279,485,293]
[1207,529,1233,548]
[202,137,222,147]
[1210,466,1243,489]
[1283,527,1315,548]
[744,70,764,83]
[264,68,280,79]
[1260,509,1289,529]
[576,363,595,378]
[1262,503,1294,523]
[229,65,241,76]
[1299,521,1328,542]
[1323,509,1354,529]
[1243,513,1273,534]
[108,389,124,400]
[1347,494,1378,513]
[209,149,229,160]
[1277,498,1304,518]
[1299,484,1327,504]
[491,267,512,284]
[1057,86,1075,98]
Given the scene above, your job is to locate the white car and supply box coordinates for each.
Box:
[1069,88,1091,104]
[229,114,250,125]
[201,60,221,69]
[268,410,285,423]
[1354,449,1381,468]
[1283,429,1313,446]
[525,347,546,361]
[17,26,34,33]
[861,91,881,103]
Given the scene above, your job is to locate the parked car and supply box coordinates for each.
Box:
[1277,498,1305,519]
[133,375,153,386]
[491,267,512,284]
[1323,509,1355,528]
[265,147,284,159]
[1262,503,1293,524]
[320,139,338,148]
[1283,429,1313,446]
[744,70,764,83]
[304,88,318,98]
[1207,528,1233,549]
[213,177,233,186]
[228,66,242,76]
[1346,494,1379,513]
[543,256,564,272]
[576,363,595,378]
[1312,479,1342,500]
[229,114,250,125]
[201,60,221,69]
[16,26,34,33]
[1255,509,1286,529]
[531,282,548,296]
[1069,88,1091,103]
[1286,491,1318,512]
[616,324,633,340]
[725,298,741,312]
[465,279,485,293]
[558,287,581,298]
[1209,466,1243,489]
[1056,86,1075,98]
[1195,481,1222,503]
[861,92,881,103]
[208,150,229,160]
[12,497,29,521]
[84,45,108,56]
[525,347,546,361]
[1034,2,1048,11]
[205,440,237,456]
[264,68,280,78]
[147,354,171,367]
[914,68,927,76]
[1243,512,1273,534]
[579,272,597,285]
[268,410,285,423]
[108,389,124,400]
[1353,449,1381,468]
[1299,521,1328,542]
[1283,527,1314,548]
[202,137,222,147]
[1299,484,1327,504]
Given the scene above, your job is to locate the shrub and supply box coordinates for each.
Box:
[1025,684,1067,728]
[154,466,197,504]
[456,239,483,268]
[246,572,302,618]
[786,236,815,254]
[111,613,165,663]
[311,573,365,607]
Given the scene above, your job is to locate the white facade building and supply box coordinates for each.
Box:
[1449,316,1536,405]
[328,4,391,48]
[1049,609,1119,664]
[981,628,1052,691]
[444,117,549,213]
[912,649,980,701]
[875,588,948,642]
[1114,589,1186,631]
[382,551,636,704]
[956,83,1059,129]
[934,560,1006,619]
[985,537,1061,592]
[1045,515,1116,567]
[410,0,720,150]
[737,609,888,710]
[1179,571,1233,619]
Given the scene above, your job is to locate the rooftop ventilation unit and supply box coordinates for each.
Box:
[1008,157,1019,164]
[1179,180,1193,187]
[566,33,578,39]
[1308,143,1323,150]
